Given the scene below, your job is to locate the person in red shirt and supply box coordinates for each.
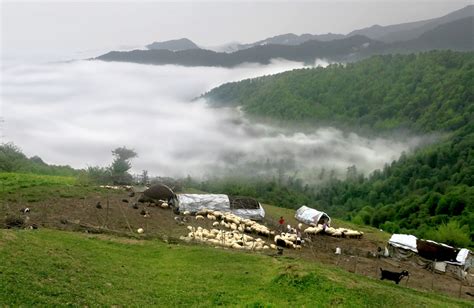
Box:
[278,216,285,232]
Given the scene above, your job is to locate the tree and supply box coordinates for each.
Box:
[141,170,149,186]
[109,146,137,184]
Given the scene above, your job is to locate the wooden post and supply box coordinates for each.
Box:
[375,259,380,279]
[354,256,358,274]
[458,268,463,298]
[105,194,110,228]
[431,259,436,291]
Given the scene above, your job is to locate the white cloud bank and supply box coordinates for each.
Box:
[1,59,423,180]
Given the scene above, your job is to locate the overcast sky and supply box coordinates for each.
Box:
[1,1,471,63]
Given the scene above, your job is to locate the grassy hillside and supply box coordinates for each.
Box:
[0,228,471,307]
[0,172,100,204]
[0,143,78,177]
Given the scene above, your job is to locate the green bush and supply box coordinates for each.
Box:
[426,220,471,247]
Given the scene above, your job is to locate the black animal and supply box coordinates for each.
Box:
[380,268,409,284]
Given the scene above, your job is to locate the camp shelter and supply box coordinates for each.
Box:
[387,234,472,278]
[294,205,331,226]
[175,194,265,220]
[142,183,175,201]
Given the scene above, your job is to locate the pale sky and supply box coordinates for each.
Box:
[1,1,471,63]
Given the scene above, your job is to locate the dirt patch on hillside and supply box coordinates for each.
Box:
[1,189,472,300]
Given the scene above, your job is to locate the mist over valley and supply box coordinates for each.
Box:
[1,59,424,180]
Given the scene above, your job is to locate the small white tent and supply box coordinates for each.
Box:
[294,205,331,226]
[175,194,265,221]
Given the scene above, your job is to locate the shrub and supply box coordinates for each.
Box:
[425,220,470,247]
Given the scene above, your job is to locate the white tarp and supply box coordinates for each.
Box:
[456,248,470,265]
[294,205,331,226]
[233,207,266,221]
[388,234,418,252]
[177,194,231,213]
[176,194,265,220]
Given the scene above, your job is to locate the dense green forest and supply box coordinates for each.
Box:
[204,51,473,133]
[203,51,474,246]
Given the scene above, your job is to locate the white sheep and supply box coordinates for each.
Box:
[195,215,205,220]
[183,211,191,216]
[137,228,144,234]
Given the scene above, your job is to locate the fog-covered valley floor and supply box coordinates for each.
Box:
[2,59,424,180]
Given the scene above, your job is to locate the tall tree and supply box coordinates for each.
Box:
[109,146,137,184]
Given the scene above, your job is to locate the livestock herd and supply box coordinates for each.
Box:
[173,207,364,252]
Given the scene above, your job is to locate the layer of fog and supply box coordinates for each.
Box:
[1,59,423,181]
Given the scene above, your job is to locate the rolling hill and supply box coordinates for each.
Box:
[348,5,473,43]
[146,38,200,51]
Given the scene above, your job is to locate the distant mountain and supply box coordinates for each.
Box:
[348,5,473,43]
[235,33,345,50]
[96,5,473,67]
[146,38,200,51]
[96,35,380,67]
[396,16,474,51]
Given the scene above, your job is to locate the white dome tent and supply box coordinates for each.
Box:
[294,205,331,226]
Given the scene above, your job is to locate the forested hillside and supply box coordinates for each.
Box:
[0,143,78,177]
[204,51,473,132]
[203,51,474,246]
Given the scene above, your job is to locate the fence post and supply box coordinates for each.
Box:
[431,259,436,291]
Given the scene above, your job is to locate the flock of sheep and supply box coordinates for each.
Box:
[304,225,364,239]
[175,208,363,252]
[179,209,279,251]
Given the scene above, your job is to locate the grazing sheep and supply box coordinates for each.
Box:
[20,208,30,214]
[160,202,169,209]
[207,214,217,220]
[304,226,322,235]
[196,209,208,216]
[380,268,409,284]
[195,215,205,220]
[212,221,220,227]
[183,211,191,216]
[137,228,144,234]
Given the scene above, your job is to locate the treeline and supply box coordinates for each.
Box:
[203,51,474,247]
[0,143,141,186]
[315,124,473,246]
[0,143,78,177]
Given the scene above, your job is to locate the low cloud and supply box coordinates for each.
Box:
[2,59,422,180]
